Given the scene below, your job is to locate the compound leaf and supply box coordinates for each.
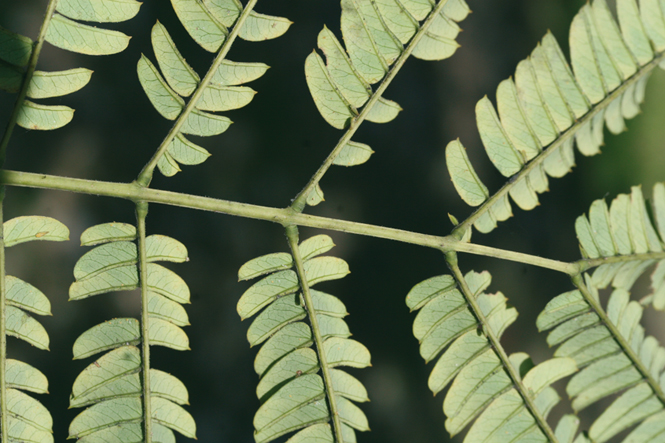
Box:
[239,235,370,443]
[448,0,665,235]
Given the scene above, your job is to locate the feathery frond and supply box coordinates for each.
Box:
[5,1,665,442]
[237,234,371,443]
[407,267,577,442]
[301,0,470,206]
[68,222,195,442]
[137,0,290,179]
[1,216,69,443]
[0,0,141,131]
[539,281,665,443]
[538,183,665,443]
[306,0,469,129]
[447,0,665,236]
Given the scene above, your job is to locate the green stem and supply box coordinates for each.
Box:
[0,0,59,166]
[290,0,457,211]
[285,225,344,442]
[0,169,585,274]
[12,169,657,278]
[454,242,576,274]
[1,170,453,249]
[446,252,559,443]
[572,274,665,405]
[453,49,665,238]
[136,201,153,443]
[135,0,260,187]
[0,186,7,443]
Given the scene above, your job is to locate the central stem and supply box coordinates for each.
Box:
[0,187,8,443]
[136,201,152,443]
[0,170,593,275]
[285,225,343,442]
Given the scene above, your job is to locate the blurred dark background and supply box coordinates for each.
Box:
[0,1,664,442]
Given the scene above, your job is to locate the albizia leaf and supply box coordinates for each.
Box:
[447,0,665,235]
[238,235,371,443]
[407,269,577,441]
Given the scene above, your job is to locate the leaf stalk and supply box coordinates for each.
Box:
[285,225,344,442]
[136,201,153,442]
[0,186,7,443]
[453,242,577,274]
[0,169,592,275]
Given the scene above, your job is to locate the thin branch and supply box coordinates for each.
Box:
[0,0,60,166]
[453,49,665,238]
[1,170,453,249]
[0,187,7,443]
[135,0,260,187]
[0,169,585,275]
[290,0,459,211]
[454,242,577,274]
[285,225,344,442]
[136,201,153,443]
